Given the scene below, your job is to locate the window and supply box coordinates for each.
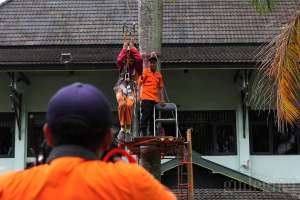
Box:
[26,111,237,156]
[27,113,46,158]
[177,111,237,155]
[0,113,15,158]
[27,111,121,158]
[249,110,300,155]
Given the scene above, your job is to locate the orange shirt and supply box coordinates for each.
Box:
[0,157,176,200]
[139,68,164,102]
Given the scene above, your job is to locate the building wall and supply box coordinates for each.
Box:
[251,156,300,183]
[0,69,299,183]
[24,71,118,111]
[24,69,239,111]
[163,69,239,110]
[0,73,26,172]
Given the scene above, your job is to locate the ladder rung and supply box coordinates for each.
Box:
[181,161,192,164]
[178,184,189,188]
[155,119,177,122]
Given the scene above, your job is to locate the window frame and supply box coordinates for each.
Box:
[249,110,300,155]
[178,110,237,156]
[27,112,46,158]
[0,112,15,158]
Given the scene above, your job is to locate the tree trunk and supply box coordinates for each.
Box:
[138,0,163,180]
[138,0,163,69]
[140,145,161,181]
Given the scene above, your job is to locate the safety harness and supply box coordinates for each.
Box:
[119,23,137,97]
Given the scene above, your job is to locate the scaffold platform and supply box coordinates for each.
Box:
[124,136,186,156]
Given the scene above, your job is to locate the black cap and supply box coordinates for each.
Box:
[46,82,112,129]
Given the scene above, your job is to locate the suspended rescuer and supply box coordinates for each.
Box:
[115,34,143,143]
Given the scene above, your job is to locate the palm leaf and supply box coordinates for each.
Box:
[251,11,300,131]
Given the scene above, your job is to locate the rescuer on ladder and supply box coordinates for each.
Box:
[115,27,143,143]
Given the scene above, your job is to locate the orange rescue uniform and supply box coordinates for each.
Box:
[115,47,142,127]
[139,68,164,103]
[116,90,135,127]
[0,157,176,200]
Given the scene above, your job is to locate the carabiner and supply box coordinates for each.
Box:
[123,23,129,34]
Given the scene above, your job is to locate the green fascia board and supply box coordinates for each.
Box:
[161,150,281,192]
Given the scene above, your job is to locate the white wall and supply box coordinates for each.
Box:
[24,69,240,111]
[24,71,118,111]
[164,69,243,171]
[163,69,239,110]
[1,69,242,174]
[1,69,300,183]
[0,159,16,174]
[251,156,300,183]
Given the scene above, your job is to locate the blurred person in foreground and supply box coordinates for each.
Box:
[0,82,176,200]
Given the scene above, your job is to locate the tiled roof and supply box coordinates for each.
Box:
[162,45,261,63]
[0,0,298,46]
[276,184,300,199]
[0,45,260,69]
[174,189,300,199]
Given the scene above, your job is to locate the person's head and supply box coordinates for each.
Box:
[43,83,113,155]
[149,52,158,72]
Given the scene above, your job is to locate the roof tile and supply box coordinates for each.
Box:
[0,0,298,45]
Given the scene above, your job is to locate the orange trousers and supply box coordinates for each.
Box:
[116,90,135,127]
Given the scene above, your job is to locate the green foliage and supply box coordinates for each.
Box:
[252,0,277,15]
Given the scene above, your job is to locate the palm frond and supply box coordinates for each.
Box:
[251,11,300,131]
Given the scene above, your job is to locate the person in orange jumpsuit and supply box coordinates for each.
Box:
[0,82,176,200]
[139,52,165,136]
[115,35,142,143]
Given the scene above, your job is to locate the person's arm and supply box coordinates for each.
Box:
[160,88,165,104]
[159,74,165,103]
[137,70,147,101]
[130,47,143,76]
[117,34,129,71]
[117,48,127,71]
[137,76,142,101]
